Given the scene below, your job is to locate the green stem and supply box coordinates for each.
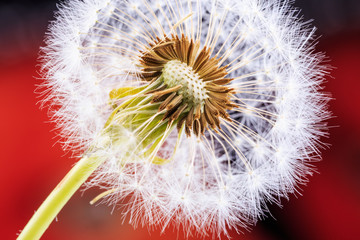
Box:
[17,78,173,239]
[17,155,104,240]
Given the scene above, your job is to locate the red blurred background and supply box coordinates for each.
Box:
[1,1,359,239]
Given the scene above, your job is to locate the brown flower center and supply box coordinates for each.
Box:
[139,35,236,137]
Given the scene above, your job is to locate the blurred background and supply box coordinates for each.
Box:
[1,0,359,239]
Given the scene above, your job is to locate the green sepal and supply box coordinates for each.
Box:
[109,86,147,100]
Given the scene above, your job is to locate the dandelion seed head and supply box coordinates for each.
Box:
[40,0,330,237]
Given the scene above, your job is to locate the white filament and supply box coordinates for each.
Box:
[39,0,330,237]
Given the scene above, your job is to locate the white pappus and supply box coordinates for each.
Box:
[39,0,330,238]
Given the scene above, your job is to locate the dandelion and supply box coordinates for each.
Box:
[19,0,330,239]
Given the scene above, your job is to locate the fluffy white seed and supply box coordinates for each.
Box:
[40,0,330,237]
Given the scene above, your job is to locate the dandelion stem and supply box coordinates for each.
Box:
[17,155,104,240]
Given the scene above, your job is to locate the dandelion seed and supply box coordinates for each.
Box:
[19,0,330,239]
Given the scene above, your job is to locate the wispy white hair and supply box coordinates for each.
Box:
[39,0,330,237]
